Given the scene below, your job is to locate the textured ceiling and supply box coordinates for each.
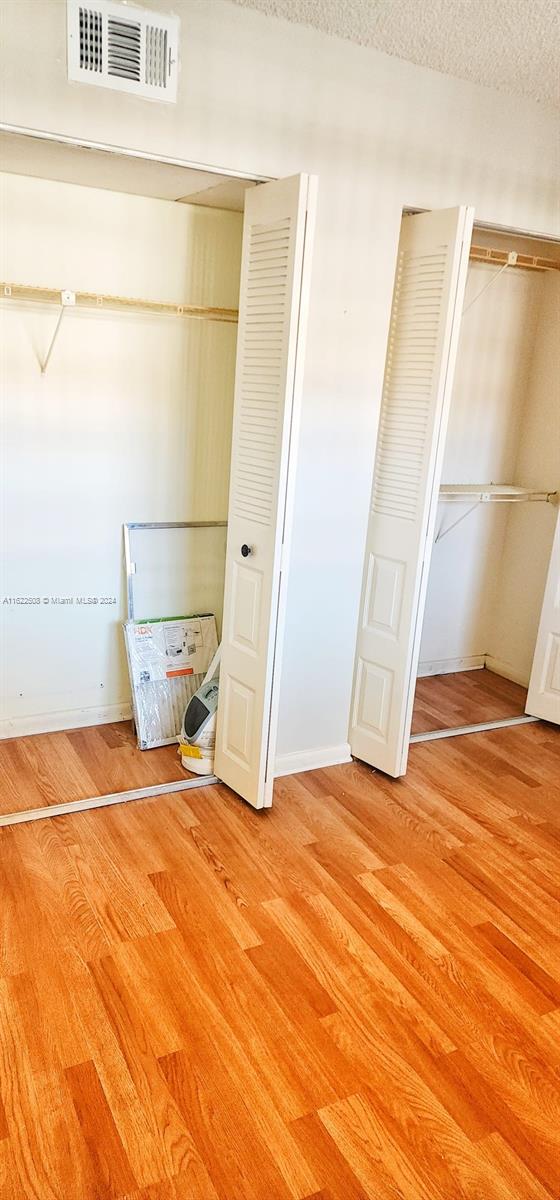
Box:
[232,0,560,107]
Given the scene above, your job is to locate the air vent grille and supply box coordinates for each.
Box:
[107,16,141,81]
[68,0,179,102]
[79,6,102,71]
[146,25,168,88]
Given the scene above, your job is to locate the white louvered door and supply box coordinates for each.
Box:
[214,175,316,809]
[526,508,560,725]
[349,207,474,777]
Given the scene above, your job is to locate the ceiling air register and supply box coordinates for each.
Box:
[67,0,180,102]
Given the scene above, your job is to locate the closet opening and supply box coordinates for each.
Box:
[349,204,559,778]
[0,130,317,822]
[411,223,560,745]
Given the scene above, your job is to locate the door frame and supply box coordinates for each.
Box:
[0,126,307,826]
[0,122,269,184]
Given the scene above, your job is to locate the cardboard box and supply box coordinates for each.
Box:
[123,614,218,749]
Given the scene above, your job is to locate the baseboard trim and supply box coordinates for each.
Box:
[275,742,352,778]
[417,655,485,678]
[484,656,530,688]
[0,702,133,740]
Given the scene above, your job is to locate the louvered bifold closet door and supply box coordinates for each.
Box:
[349,207,474,777]
[215,175,316,809]
[526,508,560,725]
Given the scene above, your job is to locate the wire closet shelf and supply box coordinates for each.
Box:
[436,485,559,543]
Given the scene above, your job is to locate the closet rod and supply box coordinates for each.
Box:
[1,281,239,324]
[469,246,560,272]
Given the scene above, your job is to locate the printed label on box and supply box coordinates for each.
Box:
[126,616,217,684]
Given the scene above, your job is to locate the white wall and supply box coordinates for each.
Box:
[1,0,558,762]
[487,272,560,684]
[0,173,241,734]
[419,256,543,671]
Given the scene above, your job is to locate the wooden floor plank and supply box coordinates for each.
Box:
[65,1058,138,1197]
[412,668,528,734]
[0,721,192,816]
[318,1090,437,1200]
[0,713,559,1197]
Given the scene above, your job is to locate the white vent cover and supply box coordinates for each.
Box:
[67,0,179,102]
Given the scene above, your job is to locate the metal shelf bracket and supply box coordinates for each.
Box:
[40,290,76,374]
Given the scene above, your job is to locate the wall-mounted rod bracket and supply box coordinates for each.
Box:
[435,502,480,543]
[40,290,76,374]
[463,252,517,316]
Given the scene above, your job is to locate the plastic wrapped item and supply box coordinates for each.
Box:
[123,614,218,749]
[178,646,220,775]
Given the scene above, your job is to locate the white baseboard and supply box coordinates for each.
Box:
[275,742,352,778]
[417,653,530,688]
[417,655,485,678]
[0,702,133,740]
[484,656,530,688]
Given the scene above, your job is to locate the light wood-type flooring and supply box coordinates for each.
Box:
[0,669,528,820]
[0,720,559,1198]
[0,721,190,816]
[412,668,528,735]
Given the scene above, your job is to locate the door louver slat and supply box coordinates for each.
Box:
[232,219,293,528]
[372,248,451,521]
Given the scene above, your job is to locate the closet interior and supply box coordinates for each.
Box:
[411,225,560,740]
[0,133,252,815]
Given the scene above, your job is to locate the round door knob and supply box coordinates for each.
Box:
[241,544,252,557]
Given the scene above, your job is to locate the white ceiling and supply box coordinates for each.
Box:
[233,0,560,107]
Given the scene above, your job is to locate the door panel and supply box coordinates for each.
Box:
[349,206,474,777]
[526,508,560,724]
[215,174,316,808]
